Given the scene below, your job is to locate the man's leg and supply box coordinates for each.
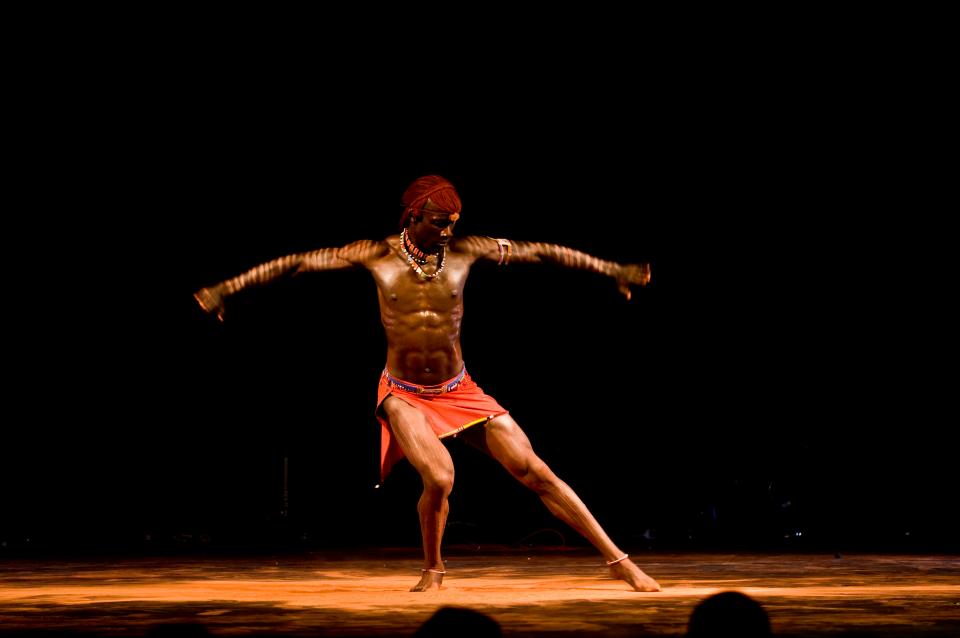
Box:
[465,415,660,592]
[381,396,454,591]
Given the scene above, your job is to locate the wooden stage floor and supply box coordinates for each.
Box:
[1,549,958,637]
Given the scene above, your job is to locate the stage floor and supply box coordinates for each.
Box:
[1,548,958,637]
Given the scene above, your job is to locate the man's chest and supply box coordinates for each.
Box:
[372,254,470,310]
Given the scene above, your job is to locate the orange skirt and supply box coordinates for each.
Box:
[376,368,508,482]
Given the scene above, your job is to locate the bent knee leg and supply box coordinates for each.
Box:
[382,396,452,491]
[422,465,455,497]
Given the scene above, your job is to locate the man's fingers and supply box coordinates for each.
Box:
[640,264,651,286]
[622,264,651,287]
[194,289,225,320]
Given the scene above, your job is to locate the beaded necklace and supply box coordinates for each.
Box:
[400,228,445,280]
[401,227,429,264]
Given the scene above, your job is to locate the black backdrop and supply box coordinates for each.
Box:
[4,23,954,556]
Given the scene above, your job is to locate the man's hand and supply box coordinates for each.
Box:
[616,263,651,301]
[193,286,226,322]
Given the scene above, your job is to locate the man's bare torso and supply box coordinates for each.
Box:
[367,235,477,385]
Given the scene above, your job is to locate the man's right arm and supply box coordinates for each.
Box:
[194,239,388,321]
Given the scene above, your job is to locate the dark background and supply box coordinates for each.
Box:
[4,18,954,557]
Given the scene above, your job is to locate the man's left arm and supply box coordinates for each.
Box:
[456,236,651,300]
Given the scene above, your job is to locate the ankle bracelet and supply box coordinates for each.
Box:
[606,553,629,566]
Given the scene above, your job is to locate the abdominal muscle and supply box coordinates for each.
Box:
[382,309,464,386]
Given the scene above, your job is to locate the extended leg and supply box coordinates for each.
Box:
[382,396,454,591]
[467,415,660,592]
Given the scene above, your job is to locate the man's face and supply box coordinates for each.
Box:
[412,200,458,251]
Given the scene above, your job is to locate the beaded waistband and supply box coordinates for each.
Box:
[382,367,466,395]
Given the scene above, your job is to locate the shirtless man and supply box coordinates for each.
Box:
[193,175,660,592]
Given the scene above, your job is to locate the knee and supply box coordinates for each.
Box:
[422,467,455,497]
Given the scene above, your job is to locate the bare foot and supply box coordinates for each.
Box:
[410,569,445,592]
[610,558,661,592]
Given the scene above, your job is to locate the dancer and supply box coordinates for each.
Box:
[194,175,659,591]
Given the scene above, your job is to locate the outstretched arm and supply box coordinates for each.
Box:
[193,239,387,321]
[456,236,650,301]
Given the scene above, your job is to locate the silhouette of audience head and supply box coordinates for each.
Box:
[414,606,502,637]
[687,590,771,637]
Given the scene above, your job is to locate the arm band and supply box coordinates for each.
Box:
[493,238,512,265]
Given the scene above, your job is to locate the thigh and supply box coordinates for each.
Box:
[382,396,454,476]
[465,413,542,477]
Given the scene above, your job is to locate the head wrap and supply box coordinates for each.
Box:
[400,175,462,228]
